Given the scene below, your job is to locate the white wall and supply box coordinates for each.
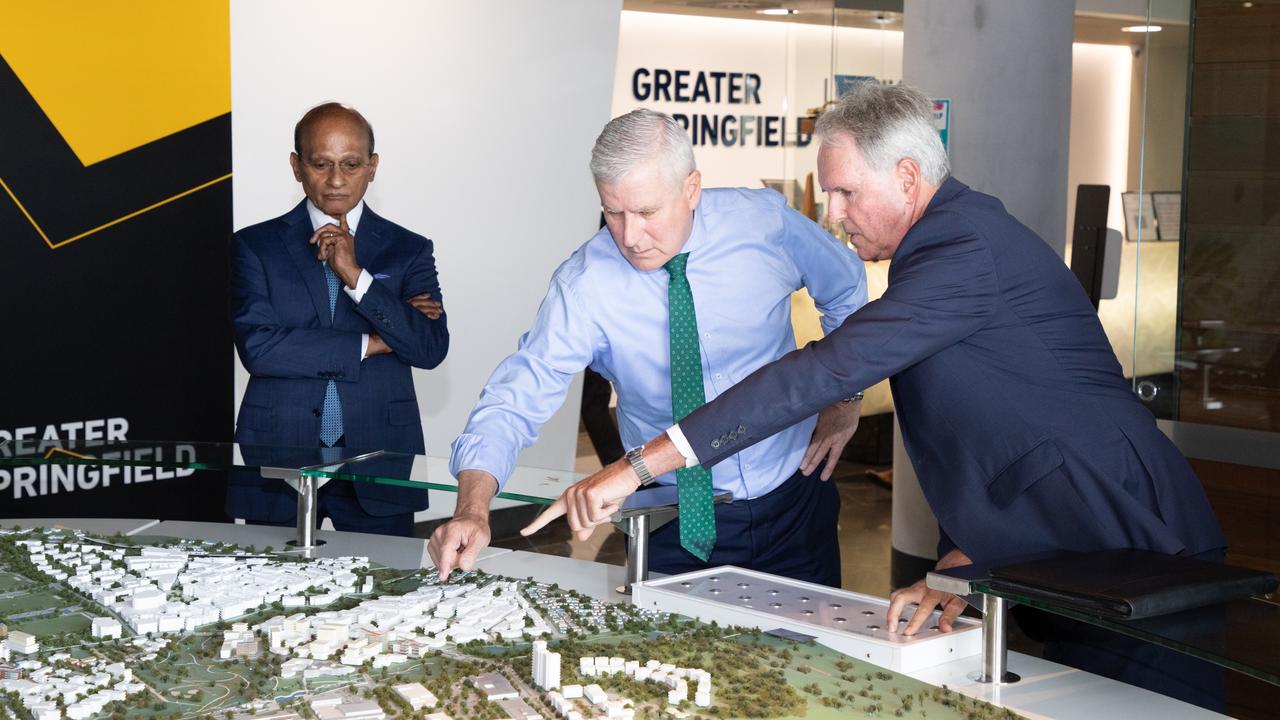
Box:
[231,0,622,471]
[1066,42,1132,244]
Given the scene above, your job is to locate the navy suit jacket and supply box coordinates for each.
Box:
[681,178,1225,568]
[228,200,448,520]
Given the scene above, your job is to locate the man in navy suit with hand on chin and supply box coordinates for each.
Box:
[229,102,449,536]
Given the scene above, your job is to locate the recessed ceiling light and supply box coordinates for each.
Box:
[1121,24,1163,32]
[1243,1,1254,7]
[757,8,796,15]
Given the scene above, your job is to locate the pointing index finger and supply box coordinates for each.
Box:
[521,497,567,537]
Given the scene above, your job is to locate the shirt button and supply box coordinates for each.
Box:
[714,373,723,381]
[744,463,752,471]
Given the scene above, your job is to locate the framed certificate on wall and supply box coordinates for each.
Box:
[1121,191,1157,242]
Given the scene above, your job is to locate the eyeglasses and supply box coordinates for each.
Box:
[303,158,371,175]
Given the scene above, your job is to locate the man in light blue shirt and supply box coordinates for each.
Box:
[429,109,867,585]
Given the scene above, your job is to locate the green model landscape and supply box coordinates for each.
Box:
[0,527,1021,720]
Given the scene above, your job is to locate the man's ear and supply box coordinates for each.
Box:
[896,158,922,201]
[290,152,303,182]
[684,169,703,211]
[367,153,380,182]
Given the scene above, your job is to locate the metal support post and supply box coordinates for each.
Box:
[618,513,651,596]
[972,593,1020,684]
[294,474,319,551]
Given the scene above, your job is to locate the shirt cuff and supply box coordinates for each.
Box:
[343,268,374,304]
[665,424,700,468]
[360,333,370,361]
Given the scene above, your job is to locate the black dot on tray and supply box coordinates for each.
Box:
[861,610,875,616]
[679,582,691,587]
[738,595,751,601]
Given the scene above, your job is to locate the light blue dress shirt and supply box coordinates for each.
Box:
[450,188,868,499]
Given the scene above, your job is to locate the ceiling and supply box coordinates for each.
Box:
[621,0,1191,44]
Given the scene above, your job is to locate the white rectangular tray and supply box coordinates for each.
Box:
[632,566,981,673]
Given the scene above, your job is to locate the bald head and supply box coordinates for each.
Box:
[294,102,375,158]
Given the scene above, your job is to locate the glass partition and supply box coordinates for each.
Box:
[1123,0,1280,583]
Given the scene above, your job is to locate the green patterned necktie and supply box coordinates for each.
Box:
[664,252,716,562]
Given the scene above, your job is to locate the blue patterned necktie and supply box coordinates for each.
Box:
[320,261,344,447]
[664,253,716,562]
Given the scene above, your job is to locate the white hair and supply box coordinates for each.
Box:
[815,82,950,185]
[590,108,696,187]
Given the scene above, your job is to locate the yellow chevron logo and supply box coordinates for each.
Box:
[0,0,229,166]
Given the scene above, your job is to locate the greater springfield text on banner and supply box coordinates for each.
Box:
[632,68,813,148]
[0,417,196,499]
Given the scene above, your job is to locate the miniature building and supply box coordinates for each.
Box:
[531,640,561,690]
[6,631,39,655]
[472,672,519,701]
[584,684,607,706]
[392,682,438,710]
[91,617,123,639]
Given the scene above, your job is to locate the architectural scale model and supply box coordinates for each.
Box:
[633,567,982,672]
[0,527,1023,720]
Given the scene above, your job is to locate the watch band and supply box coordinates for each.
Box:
[842,391,865,403]
[625,445,655,487]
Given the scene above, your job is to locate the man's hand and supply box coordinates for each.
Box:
[427,470,497,582]
[366,333,391,357]
[886,548,973,635]
[408,293,443,320]
[800,399,862,481]
[521,459,641,542]
[310,214,361,288]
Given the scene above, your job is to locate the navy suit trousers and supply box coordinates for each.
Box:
[646,463,842,588]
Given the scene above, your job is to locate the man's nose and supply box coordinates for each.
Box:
[826,196,844,224]
[326,167,345,186]
[622,216,645,248]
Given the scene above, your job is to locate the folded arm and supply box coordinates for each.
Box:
[230,234,363,380]
[352,240,450,369]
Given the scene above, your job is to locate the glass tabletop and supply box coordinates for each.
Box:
[0,439,577,505]
[973,578,1280,686]
[300,451,576,505]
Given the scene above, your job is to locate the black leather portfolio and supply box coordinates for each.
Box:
[987,549,1278,620]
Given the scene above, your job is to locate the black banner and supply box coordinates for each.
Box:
[0,52,233,520]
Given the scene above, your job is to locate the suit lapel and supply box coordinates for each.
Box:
[280,200,335,327]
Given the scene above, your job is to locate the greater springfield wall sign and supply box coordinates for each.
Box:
[631,67,812,147]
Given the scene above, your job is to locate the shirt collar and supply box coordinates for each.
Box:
[675,202,706,258]
[306,199,365,235]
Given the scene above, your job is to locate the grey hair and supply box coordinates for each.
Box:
[590,108,696,187]
[815,82,950,185]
